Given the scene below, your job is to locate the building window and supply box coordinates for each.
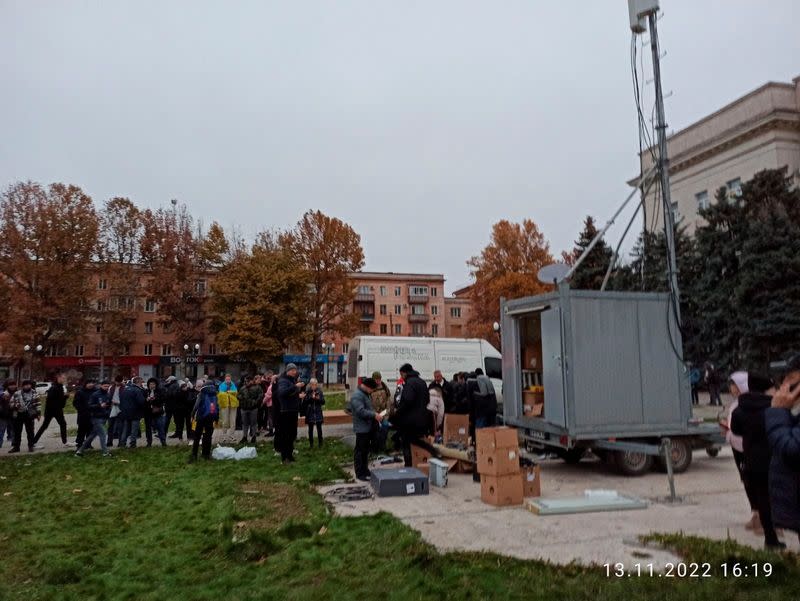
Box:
[121,344,130,356]
[695,190,709,211]
[431,287,438,297]
[670,201,680,224]
[144,299,156,312]
[431,324,438,336]
[450,307,462,318]
[161,344,172,356]
[97,300,106,311]
[412,324,425,336]
[95,323,102,333]
[342,343,349,354]
[144,321,153,334]
[360,323,371,335]
[94,345,101,356]
[411,304,425,315]
[195,279,207,293]
[394,286,401,296]
[431,305,439,316]
[98,278,107,290]
[74,345,84,357]
[726,177,742,198]
[358,285,370,294]
[208,344,217,355]
[144,344,152,356]
[380,324,388,334]
[163,322,173,334]
[379,286,387,296]
[394,324,402,335]
[410,286,429,296]
[394,305,402,315]
[379,304,387,315]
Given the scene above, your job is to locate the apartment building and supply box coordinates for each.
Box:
[633,75,800,234]
[444,285,473,338]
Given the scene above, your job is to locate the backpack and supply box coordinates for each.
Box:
[196,387,219,421]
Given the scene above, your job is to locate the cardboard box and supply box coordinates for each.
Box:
[416,464,430,478]
[523,402,544,417]
[481,473,524,506]
[475,426,519,452]
[521,464,541,497]
[411,444,432,467]
[477,445,520,476]
[443,414,470,445]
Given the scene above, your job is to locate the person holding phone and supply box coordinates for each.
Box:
[304,378,325,448]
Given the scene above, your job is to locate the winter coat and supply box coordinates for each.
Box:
[730,392,773,475]
[765,407,800,532]
[73,386,94,422]
[277,373,301,413]
[181,387,198,412]
[146,386,165,417]
[119,384,146,420]
[350,387,376,434]
[45,383,67,414]
[108,383,123,418]
[239,384,263,411]
[217,381,239,409]
[392,371,430,437]
[304,388,325,425]
[451,381,469,414]
[427,387,445,433]
[163,381,181,412]
[0,389,14,419]
[11,389,40,417]
[431,379,455,413]
[263,383,274,407]
[88,389,111,420]
[370,383,391,413]
[724,399,744,453]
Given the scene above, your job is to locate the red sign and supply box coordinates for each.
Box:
[42,356,160,368]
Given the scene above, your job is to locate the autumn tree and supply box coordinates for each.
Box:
[210,235,309,366]
[280,210,364,377]
[561,216,613,290]
[0,181,99,373]
[466,219,554,339]
[139,204,209,349]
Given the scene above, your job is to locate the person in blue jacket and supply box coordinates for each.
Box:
[76,380,112,457]
[766,354,800,543]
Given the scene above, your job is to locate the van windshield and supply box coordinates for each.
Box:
[484,357,502,380]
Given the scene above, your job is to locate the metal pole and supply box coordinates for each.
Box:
[661,438,677,502]
[648,11,681,324]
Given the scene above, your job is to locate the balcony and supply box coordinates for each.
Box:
[408,294,429,303]
[408,314,429,323]
[359,313,375,322]
[355,293,375,302]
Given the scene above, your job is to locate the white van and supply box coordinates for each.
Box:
[346,336,502,399]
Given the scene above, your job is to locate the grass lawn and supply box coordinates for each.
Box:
[323,391,346,411]
[1,443,798,601]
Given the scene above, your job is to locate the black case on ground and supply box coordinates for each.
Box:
[370,468,429,497]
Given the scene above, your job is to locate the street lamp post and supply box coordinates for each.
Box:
[22,344,43,382]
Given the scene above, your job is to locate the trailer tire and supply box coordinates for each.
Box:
[557,448,585,465]
[654,439,693,474]
[615,450,654,476]
[705,447,720,458]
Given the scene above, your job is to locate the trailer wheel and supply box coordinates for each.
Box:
[705,447,720,458]
[615,450,653,476]
[557,448,585,465]
[655,439,693,474]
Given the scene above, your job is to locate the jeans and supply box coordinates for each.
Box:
[150,414,167,446]
[173,408,192,439]
[354,432,372,479]
[277,411,298,461]
[75,412,91,447]
[119,418,141,448]
[307,422,323,447]
[12,413,36,451]
[191,417,214,459]
[33,411,68,444]
[106,416,119,446]
[241,409,258,441]
[0,418,10,448]
[79,418,108,454]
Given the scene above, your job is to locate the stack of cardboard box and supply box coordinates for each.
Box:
[476,427,524,506]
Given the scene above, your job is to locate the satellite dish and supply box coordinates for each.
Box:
[537,263,570,285]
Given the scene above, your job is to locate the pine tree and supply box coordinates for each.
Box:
[563,216,613,290]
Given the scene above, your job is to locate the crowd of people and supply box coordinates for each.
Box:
[719,354,800,550]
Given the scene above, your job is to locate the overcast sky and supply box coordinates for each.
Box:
[2,1,798,292]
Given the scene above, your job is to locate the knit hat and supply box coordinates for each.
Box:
[361,377,378,390]
[371,371,382,380]
[286,363,298,372]
[729,371,748,395]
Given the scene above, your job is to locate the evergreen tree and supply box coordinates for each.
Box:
[563,216,613,290]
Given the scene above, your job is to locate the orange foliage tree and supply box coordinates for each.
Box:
[466,219,554,339]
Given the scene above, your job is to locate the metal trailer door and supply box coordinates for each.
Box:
[541,307,567,427]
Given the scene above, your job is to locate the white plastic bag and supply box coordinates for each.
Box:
[211,446,237,460]
[234,446,258,461]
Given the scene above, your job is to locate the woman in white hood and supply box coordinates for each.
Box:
[721,371,760,531]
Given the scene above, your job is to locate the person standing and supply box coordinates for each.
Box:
[304,378,325,448]
[238,375,262,445]
[276,363,305,464]
[217,374,239,442]
[118,376,146,448]
[145,377,167,447]
[189,379,219,463]
[765,353,800,543]
[350,377,381,481]
[689,365,702,405]
[106,375,124,448]
[427,383,445,440]
[72,379,96,448]
[8,380,40,453]
[731,373,785,550]
[265,373,278,439]
[720,372,760,530]
[162,375,181,437]
[431,370,454,413]
[257,372,270,434]
[369,371,391,453]
[33,373,69,447]
[76,380,112,457]
[0,380,17,448]
[393,363,432,467]
[172,379,195,441]
[705,363,722,406]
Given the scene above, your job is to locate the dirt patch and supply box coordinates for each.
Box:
[233,481,312,539]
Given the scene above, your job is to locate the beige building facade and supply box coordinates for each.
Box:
[634,76,800,234]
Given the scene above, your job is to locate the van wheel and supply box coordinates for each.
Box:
[706,446,720,458]
[654,439,693,473]
[615,450,653,476]
[557,448,585,465]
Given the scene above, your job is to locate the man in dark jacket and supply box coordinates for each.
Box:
[350,378,381,480]
[431,370,454,413]
[9,380,41,453]
[239,375,262,445]
[145,377,167,447]
[393,363,433,467]
[72,379,96,448]
[118,377,146,448]
[731,373,784,550]
[0,380,16,448]
[76,381,112,457]
[163,375,181,438]
[766,354,800,541]
[33,373,69,446]
[275,363,305,464]
[173,379,195,441]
